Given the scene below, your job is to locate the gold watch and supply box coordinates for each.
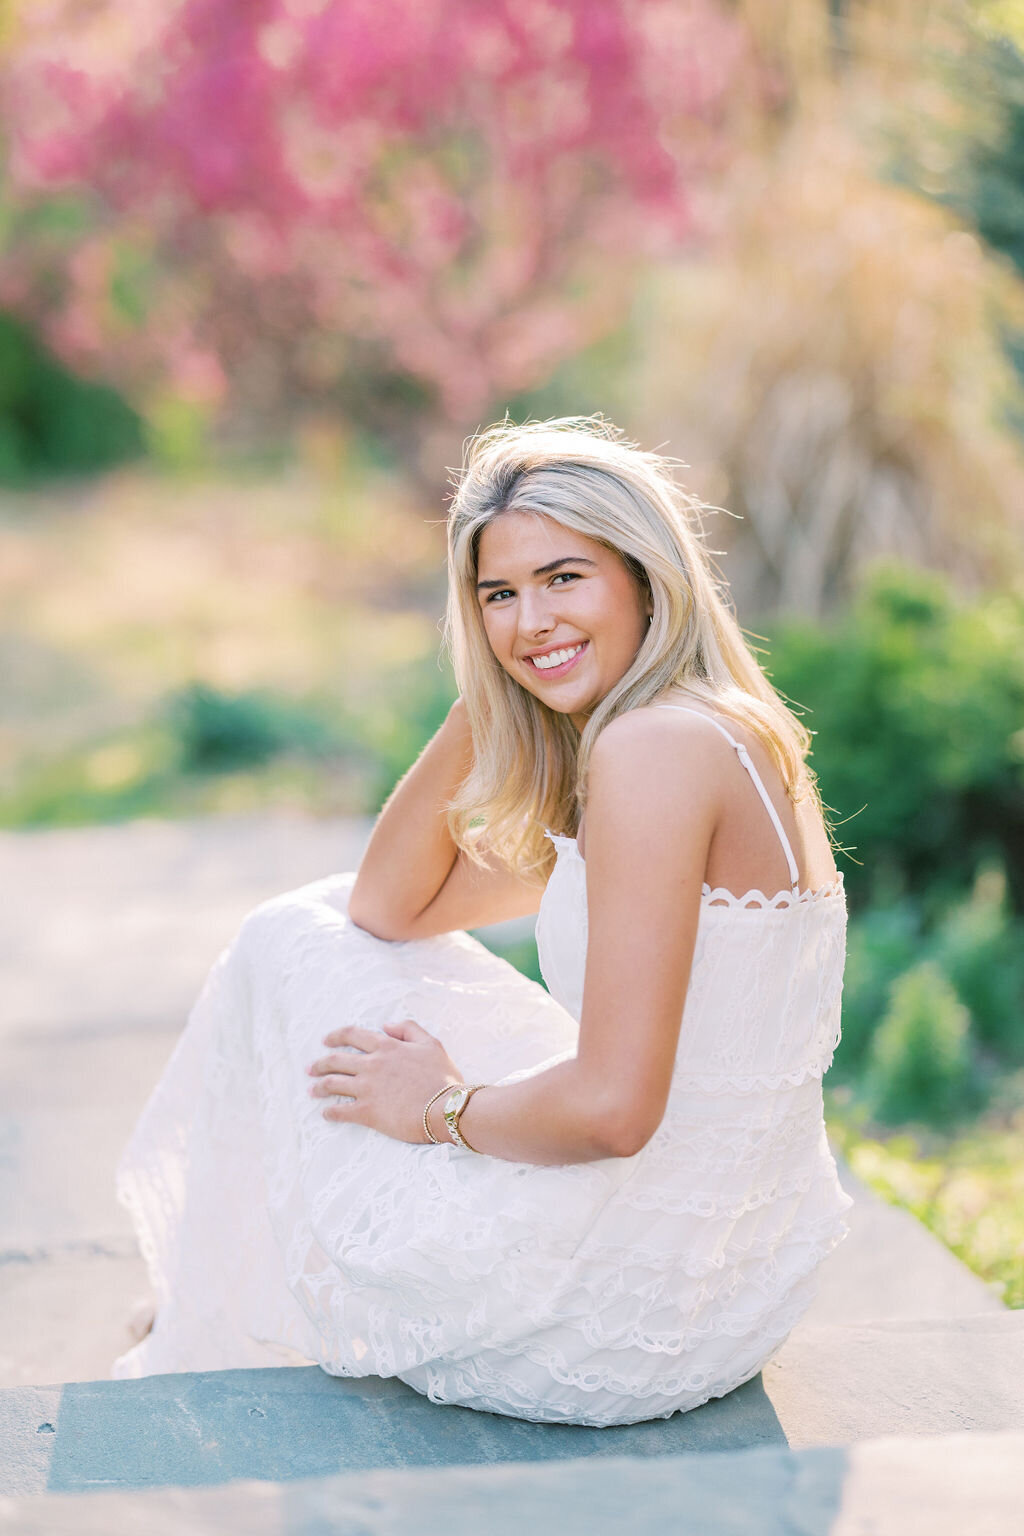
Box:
[442,1084,485,1152]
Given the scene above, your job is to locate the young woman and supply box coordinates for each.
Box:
[113,416,851,1426]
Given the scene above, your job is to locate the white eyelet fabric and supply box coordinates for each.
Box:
[112,837,852,1425]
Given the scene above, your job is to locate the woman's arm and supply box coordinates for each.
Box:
[348,697,544,940]
[316,710,721,1160]
[347,697,473,937]
[451,710,718,1160]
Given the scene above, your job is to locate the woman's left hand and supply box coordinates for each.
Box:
[307,1019,464,1143]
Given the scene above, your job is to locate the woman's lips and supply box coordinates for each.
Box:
[524,640,588,679]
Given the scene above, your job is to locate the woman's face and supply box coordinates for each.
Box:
[475,510,653,729]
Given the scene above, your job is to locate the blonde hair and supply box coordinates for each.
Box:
[443,415,818,879]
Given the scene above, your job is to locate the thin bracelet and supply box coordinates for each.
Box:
[422,1082,456,1144]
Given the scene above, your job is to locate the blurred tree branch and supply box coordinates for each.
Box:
[0,0,753,467]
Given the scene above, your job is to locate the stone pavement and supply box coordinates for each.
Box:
[1,815,1021,1528]
[2,1434,1023,1535]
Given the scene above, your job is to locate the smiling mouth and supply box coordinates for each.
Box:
[525,641,588,677]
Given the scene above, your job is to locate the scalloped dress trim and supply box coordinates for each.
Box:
[543,830,845,911]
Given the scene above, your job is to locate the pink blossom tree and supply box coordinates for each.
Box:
[1,0,750,442]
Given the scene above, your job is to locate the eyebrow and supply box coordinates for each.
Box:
[476,556,597,592]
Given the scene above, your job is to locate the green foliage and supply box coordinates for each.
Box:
[770,559,1024,1113]
[839,867,1024,1089]
[930,867,1024,1062]
[0,662,456,829]
[862,961,977,1126]
[889,14,1024,410]
[0,728,181,828]
[358,660,459,810]
[837,901,923,1075]
[144,394,211,472]
[0,683,355,827]
[942,22,1024,282]
[827,1088,1024,1307]
[0,312,143,484]
[764,562,1024,913]
[167,683,339,773]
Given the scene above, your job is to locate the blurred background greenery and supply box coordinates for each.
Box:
[0,0,1021,1302]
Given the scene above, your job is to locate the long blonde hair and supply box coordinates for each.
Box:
[444,415,818,879]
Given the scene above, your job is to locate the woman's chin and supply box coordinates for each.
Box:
[541,688,600,723]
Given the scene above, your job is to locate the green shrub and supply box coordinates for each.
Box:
[863,960,976,1125]
[764,563,1024,914]
[0,312,143,484]
[838,901,923,1075]
[839,864,1024,1083]
[929,867,1024,1063]
[167,683,338,772]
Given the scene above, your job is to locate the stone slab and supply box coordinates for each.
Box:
[0,1246,149,1392]
[804,1156,1004,1323]
[0,1366,786,1497]
[1,1314,1022,1496]
[0,1433,1021,1536]
[763,1314,1024,1449]
[0,1028,177,1252]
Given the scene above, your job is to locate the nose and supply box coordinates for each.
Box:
[517,585,557,639]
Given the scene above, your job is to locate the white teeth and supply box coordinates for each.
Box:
[531,644,583,671]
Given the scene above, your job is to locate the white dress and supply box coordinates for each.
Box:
[112,707,852,1426]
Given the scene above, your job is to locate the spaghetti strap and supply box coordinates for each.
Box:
[654,705,802,895]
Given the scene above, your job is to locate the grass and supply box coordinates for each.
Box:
[0,456,452,827]
[827,1081,1024,1308]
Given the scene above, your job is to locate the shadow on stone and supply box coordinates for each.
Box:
[39,1365,788,1494]
[2,1445,855,1535]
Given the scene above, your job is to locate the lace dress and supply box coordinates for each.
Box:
[112,707,852,1426]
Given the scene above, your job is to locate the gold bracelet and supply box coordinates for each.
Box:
[422,1083,455,1145]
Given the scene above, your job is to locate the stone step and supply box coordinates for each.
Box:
[804,1156,1004,1324]
[1,1430,1022,1535]
[1,1314,1021,1497]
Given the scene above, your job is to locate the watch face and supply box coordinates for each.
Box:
[444,1087,469,1117]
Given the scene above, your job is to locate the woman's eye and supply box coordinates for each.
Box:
[485,573,579,604]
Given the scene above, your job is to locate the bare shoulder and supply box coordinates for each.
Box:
[586,705,725,854]
[594,701,729,748]
[590,704,731,798]
[597,698,837,892]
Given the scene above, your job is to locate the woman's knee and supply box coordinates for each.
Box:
[236,876,353,960]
